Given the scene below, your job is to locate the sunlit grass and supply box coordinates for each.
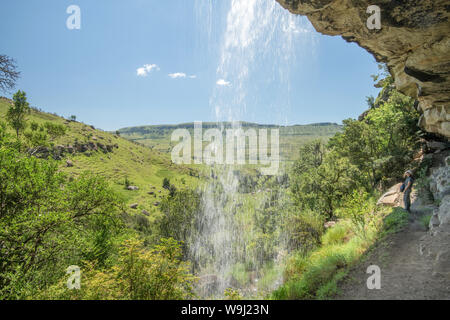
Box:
[271,205,408,300]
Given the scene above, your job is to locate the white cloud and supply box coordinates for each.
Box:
[136,64,159,77]
[189,75,197,79]
[216,79,231,86]
[168,72,187,79]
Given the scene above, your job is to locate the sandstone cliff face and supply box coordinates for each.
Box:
[277,0,450,139]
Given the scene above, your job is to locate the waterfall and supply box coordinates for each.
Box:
[190,0,316,298]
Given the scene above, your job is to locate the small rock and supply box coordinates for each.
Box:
[127,186,139,191]
[142,210,150,216]
[154,202,160,206]
[324,221,337,229]
[147,191,155,195]
[377,183,403,206]
[130,203,138,209]
[66,160,74,167]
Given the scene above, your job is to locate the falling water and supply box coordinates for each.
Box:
[191,0,316,298]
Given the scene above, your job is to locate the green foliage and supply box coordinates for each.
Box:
[30,121,39,131]
[6,90,30,138]
[24,129,49,148]
[162,177,171,190]
[381,207,409,236]
[420,214,432,230]
[336,190,376,240]
[43,121,67,141]
[224,288,243,300]
[291,142,358,219]
[321,222,352,246]
[159,189,201,255]
[0,145,123,299]
[40,238,197,300]
[328,86,420,189]
[285,210,325,253]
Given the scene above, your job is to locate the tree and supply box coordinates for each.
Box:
[39,238,197,300]
[159,189,201,257]
[291,143,358,219]
[6,90,30,138]
[0,145,123,298]
[0,55,20,93]
[328,85,420,189]
[44,122,67,141]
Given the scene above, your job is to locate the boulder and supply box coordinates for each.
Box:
[377,183,403,207]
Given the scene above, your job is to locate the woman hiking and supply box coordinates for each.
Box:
[401,170,414,212]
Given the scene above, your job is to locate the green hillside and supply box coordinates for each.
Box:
[118,122,342,162]
[0,97,200,221]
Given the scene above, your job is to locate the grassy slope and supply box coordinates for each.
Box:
[0,98,200,221]
[272,206,409,300]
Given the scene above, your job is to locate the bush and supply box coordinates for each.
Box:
[39,238,197,300]
[0,145,122,299]
[321,221,352,246]
[285,210,325,253]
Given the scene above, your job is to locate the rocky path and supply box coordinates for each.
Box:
[336,204,450,300]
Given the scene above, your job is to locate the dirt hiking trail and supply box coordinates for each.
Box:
[337,201,450,300]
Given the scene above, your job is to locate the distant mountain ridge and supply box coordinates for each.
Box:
[118,121,341,132]
[118,122,343,162]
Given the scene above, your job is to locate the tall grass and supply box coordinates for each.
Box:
[272,206,408,300]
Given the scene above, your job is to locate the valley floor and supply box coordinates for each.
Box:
[336,203,450,300]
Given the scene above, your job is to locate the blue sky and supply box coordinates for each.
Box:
[0,0,380,131]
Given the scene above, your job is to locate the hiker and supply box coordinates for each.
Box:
[401,170,414,212]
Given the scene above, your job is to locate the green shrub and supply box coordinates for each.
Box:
[382,207,408,236]
[38,238,197,300]
[420,214,432,230]
[321,221,352,246]
[285,210,325,253]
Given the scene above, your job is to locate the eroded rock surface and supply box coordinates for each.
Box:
[276,0,450,138]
